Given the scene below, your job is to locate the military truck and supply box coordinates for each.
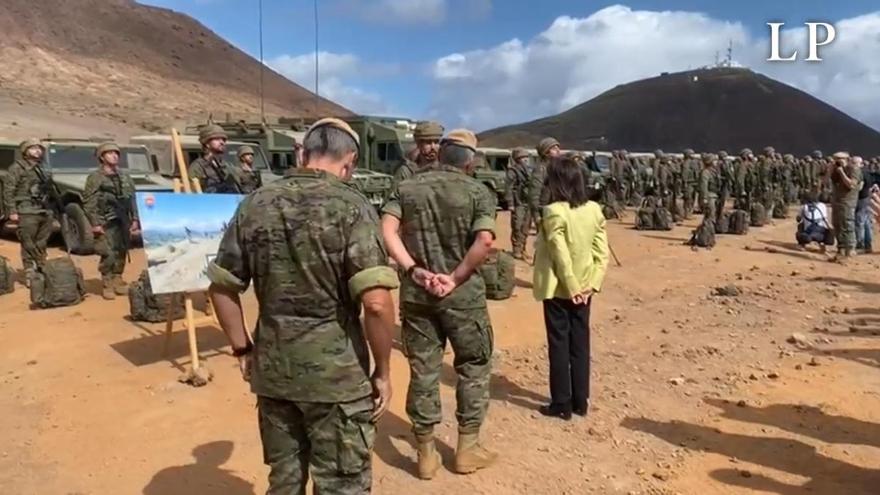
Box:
[474,147,511,209]
[0,139,174,254]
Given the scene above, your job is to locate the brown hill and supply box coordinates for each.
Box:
[0,0,349,138]
[479,68,880,156]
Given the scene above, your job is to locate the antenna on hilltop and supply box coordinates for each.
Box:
[725,39,733,67]
[258,0,265,122]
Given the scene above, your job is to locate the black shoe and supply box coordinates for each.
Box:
[572,402,589,417]
[539,403,572,420]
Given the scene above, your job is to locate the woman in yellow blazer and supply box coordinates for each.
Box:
[532,157,610,420]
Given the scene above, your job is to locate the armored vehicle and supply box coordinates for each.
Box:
[0,139,174,254]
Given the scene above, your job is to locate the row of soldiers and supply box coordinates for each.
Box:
[2,125,264,300]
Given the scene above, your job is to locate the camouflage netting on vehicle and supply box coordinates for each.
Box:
[0,255,15,295]
[30,257,85,309]
[129,269,185,322]
[481,250,515,301]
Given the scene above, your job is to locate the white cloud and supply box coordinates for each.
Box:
[427,5,880,132]
[333,0,490,25]
[269,52,394,114]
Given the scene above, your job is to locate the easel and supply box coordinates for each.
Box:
[161,128,217,387]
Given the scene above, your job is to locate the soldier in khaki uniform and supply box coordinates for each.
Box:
[529,137,561,226]
[506,148,531,260]
[83,143,139,300]
[230,145,263,194]
[681,149,700,218]
[382,129,498,480]
[208,118,398,495]
[2,139,55,282]
[699,153,721,225]
[392,121,443,189]
[830,151,862,262]
[189,124,238,193]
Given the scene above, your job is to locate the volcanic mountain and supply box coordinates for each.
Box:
[0,0,349,139]
[479,68,880,156]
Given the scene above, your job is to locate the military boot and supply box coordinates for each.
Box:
[453,432,497,474]
[102,277,116,300]
[23,268,35,289]
[415,432,442,480]
[113,275,128,296]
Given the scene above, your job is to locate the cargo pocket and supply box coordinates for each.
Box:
[477,319,495,362]
[335,399,375,475]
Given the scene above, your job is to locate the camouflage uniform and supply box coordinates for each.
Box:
[681,150,700,218]
[716,151,733,218]
[755,150,773,211]
[382,163,497,438]
[2,141,55,272]
[733,150,754,209]
[392,121,443,191]
[653,152,671,206]
[208,167,399,495]
[230,145,263,194]
[83,149,138,294]
[830,154,862,255]
[699,156,720,225]
[189,156,238,193]
[505,149,531,259]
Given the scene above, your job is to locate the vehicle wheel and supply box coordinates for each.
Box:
[62,203,95,255]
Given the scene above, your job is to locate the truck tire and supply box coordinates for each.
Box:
[62,203,95,255]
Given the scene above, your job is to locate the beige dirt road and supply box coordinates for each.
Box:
[1,210,878,495]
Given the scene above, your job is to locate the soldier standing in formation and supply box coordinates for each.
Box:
[208,118,398,494]
[506,148,532,260]
[830,151,862,262]
[83,143,139,300]
[3,139,55,284]
[392,121,443,188]
[699,153,721,225]
[231,145,263,194]
[529,138,561,226]
[382,129,498,480]
[681,149,701,218]
[716,151,733,218]
[189,124,238,193]
[733,148,754,209]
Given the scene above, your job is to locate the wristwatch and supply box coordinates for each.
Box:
[405,265,417,278]
[231,341,253,357]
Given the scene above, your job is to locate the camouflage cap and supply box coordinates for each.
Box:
[536,137,560,157]
[413,121,444,140]
[511,147,529,160]
[763,146,775,154]
[19,138,45,155]
[237,145,255,158]
[740,148,753,156]
[811,150,823,159]
[783,153,794,160]
[307,117,361,150]
[441,129,478,152]
[95,142,121,158]
[199,124,228,145]
[683,148,695,155]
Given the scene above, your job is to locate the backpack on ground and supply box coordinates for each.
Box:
[30,257,85,309]
[728,209,750,235]
[602,204,619,220]
[773,200,789,219]
[128,269,185,322]
[481,250,515,301]
[687,219,716,248]
[653,206,674,231]
[716,212,731,235]
[750,203,768,227]
[0,256,15,295]
[635,198,656,230]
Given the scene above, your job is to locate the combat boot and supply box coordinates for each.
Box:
[415,432,442,480]
[102,277,116,300]
[112,275,128,296]
[512,250,525,261]
[453,432,497,474]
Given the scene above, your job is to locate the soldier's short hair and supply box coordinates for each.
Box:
[302,125,358,162]
[439,143,475,168]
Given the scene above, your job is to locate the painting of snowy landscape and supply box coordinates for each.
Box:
[136,192,244,294]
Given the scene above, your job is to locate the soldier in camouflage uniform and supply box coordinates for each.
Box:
[2,139,54,281]
[229,145,263,194]
[506,148,532,260]
[830,151,863,261]
[681,149,701,218]
[382,129,498,480]
[716,150,734,219]
[609,150,627,205]
[529,137,561,226]
[755,147,775,211]
[189,124,238,194]
[392,121,443,189]
[207,118,398,495]
[699,153,721,225]
[733,148,754,209]
[652,150,672,208]
[83,143,139,300]
[783,154,798,203]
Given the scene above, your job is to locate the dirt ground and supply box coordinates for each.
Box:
[1,210,879,495]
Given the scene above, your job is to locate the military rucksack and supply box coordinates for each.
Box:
[728,209,750,235]
[653,206,674,231]
[750,203,768,227]
[481,250,515,301]
[635,197,656,230]
[128,269,185,322]
[716,211,731,235]
[602,204,619,220]
[0,255,15,295]
[772,200,789,219]
[29,257,85,309]
[687,219,716,248]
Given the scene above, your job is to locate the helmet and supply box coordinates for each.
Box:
[19,138,45,155]
[763,146,775,155]
[718,151,729,158]
[511,148,529,160]
[683,148,694,155]
[237,145,255,159]
[811,150,823,159]
[740,148,753,156]
[536,137,560,157]
[653,149,664,158]
[199,124,228,145]
[95,142,121,158]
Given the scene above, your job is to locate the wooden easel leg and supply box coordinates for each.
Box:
[162,293,176,357]
[185,295,200,370]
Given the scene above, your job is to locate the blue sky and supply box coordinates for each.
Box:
[138,1,880,131]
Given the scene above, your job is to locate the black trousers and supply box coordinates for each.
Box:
[542,297,591,408]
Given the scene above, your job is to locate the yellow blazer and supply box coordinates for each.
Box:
[532,201,610,300]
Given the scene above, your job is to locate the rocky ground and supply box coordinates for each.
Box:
[1,210,878,495]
